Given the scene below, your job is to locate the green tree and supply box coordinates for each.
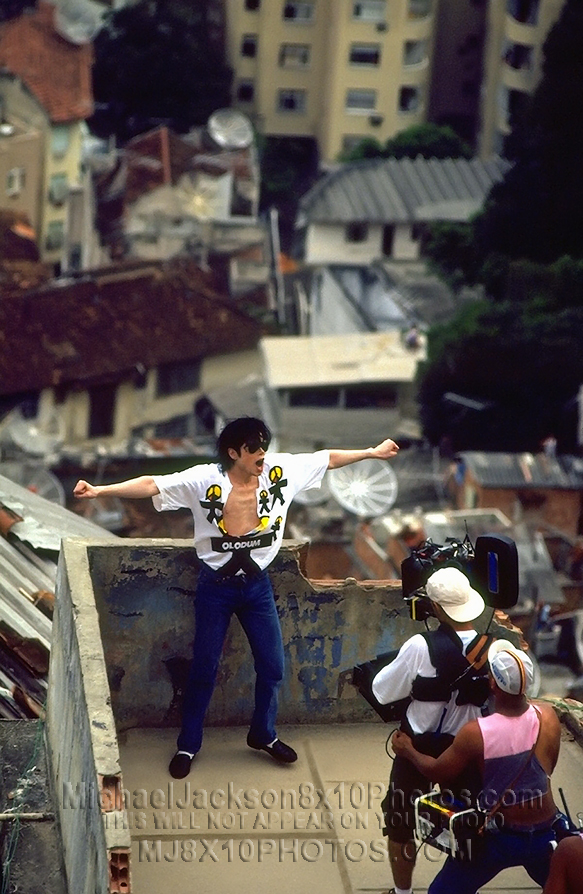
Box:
[468,0,583,273]
[418,257,583,452]
[418,0,583,451]
[90,0,232,142]
[338,124,472,162]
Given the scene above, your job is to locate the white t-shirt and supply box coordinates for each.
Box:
[152,450,329,573]
[371,631,483,736]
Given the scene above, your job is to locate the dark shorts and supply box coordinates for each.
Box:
[382,731,479,845]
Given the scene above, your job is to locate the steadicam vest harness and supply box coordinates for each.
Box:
[411,624,492,708]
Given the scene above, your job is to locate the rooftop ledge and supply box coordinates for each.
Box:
[46,538,583,894]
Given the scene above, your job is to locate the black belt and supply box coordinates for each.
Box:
[201,564,265,582]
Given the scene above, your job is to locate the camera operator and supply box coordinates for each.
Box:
[372,566,490,894]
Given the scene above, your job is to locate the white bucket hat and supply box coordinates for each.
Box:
[425,566,485,623]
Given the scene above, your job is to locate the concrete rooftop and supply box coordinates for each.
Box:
[118,719,583,894]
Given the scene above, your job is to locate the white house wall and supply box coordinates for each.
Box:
[392,223,420,260]
[305,222,383,265]
[32,350,263,452]
[308,268,369,335]
[305,222,419,264]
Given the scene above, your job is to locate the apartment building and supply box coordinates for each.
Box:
[479,0,565,156]
[226,0,568,164]
[225,0,437,163]
[0,1,93,267]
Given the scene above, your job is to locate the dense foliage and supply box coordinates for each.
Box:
[338,123,472,163]
[419,0,583,453]
[89,0,232,142]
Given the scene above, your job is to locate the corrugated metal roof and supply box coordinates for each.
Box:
[459,452,582,490]
[0,473,118,554]
[0,473,119,719]
[298,156,510,225]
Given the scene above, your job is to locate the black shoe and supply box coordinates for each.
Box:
[169,751,195,779]
[247,735,297,763]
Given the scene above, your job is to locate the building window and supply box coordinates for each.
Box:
[279,43,310,67]
[69,243,82,271]
[282,2,314,23]
[345,222,369,243]
[237,80,255,102]
[245,0,260,9]
[408,0,432,18]
[45,220,64,251]
[49,173,68,206]
[6,167,25,197]
[349,43,381,66]
[345,385,397,409]
[288,387,339,407]
[504,42,534,70]
[51,125,70,158]
[157,359,201,397]
[346,89,377,112]
[88,383,117,438]
[507,0,539,26]
[352,0,386,21]
[277,89,306,113]
[403,39,427,66]
[241,33,257,56]
[382,225,395,256]
[399,85,421,112]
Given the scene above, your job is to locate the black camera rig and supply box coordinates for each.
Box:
[402,535,475,622]
[353,531,520,721]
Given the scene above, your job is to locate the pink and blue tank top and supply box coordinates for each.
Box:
[477,705,549,810]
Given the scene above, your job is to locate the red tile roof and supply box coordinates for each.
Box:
[0,1,93,123]
[0,258,263,396]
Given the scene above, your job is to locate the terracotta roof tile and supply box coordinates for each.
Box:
[0,258,263,396]
[0,2,93,123]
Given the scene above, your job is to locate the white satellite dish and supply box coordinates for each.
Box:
[0,462,65,506]
[207,109,254,150]
[328,460,398,518]
[55,0,104,44]
[2,410,64,458]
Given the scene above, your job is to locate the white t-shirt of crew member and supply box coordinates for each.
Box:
[371,631,483,737]
[152,451,329,574]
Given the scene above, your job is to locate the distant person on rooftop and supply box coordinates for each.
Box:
[74,416,399,779]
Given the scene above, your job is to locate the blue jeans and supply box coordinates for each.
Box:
[428,823,555,894]
[177,567,284,754]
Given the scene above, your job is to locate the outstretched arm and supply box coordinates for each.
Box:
[327,438,399,470]
[392,721,482,784]
[73,476,160,500]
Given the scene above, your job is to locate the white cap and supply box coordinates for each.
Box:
[425,566,485,623]
[488,639,534,695]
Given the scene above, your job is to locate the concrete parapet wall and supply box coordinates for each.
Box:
[84,538,415,730]
[46,540,130,894]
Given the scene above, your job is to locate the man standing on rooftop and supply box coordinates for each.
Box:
[74,416,399,779]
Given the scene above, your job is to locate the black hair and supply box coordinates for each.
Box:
[216,417,271,471]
